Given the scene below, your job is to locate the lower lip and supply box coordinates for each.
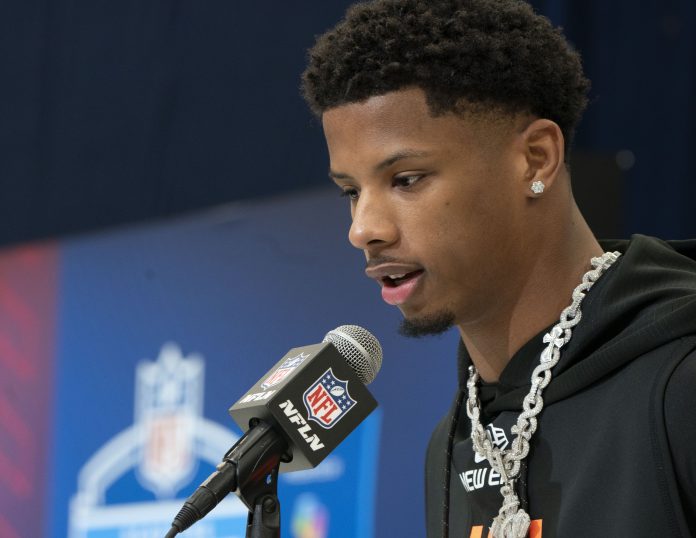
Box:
[381,272,423,306]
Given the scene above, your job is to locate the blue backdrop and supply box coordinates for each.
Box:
[40,188,460,537]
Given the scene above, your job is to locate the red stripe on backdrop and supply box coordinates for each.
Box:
[0,243,58,538]
[0,513,20,538]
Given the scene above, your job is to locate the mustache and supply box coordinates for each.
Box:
[365,255,414,269]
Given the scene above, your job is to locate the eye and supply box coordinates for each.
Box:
[393,174,424,188]
[339,187,359,201]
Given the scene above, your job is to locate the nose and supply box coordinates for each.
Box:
[348,191,398,251]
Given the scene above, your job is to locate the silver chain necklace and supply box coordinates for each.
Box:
[465,251,621,538]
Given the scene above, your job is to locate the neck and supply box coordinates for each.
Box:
[458,202,603,383]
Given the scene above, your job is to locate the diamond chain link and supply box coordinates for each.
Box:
[465,251,621,538]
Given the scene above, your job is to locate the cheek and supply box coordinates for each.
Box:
[435,187,499,244]
[420,193,515,276]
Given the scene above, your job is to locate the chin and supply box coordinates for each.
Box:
[398,311,455,338]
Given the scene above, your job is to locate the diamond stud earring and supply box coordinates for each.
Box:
[531,180,545,195]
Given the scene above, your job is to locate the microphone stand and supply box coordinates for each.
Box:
[166,420,289,538]
[234,425,284,538]
[244,483,281,538]
[228,420,288,538]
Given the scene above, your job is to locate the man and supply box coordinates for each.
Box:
[301,1,696,537]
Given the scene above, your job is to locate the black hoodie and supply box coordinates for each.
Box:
[425,235,696,538]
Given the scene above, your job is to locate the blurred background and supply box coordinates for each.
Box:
[0,1,694,537]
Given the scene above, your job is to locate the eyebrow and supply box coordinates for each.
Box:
[329,149,431,181]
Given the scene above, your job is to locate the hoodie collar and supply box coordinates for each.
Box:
[458,235,696,415]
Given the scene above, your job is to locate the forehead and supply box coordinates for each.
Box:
[321,88,517,168]
[323,89,462,146]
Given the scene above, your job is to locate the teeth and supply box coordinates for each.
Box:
[389,273,407,279]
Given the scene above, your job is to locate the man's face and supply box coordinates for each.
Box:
[322,88,531,336]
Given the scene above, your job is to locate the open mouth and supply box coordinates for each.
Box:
[382,270,424,287]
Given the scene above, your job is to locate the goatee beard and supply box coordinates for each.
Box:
[399,311,455,338]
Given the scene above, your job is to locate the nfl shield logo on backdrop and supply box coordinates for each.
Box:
[69,343,246,538]
[303,368,356,429]
[136,343,203,498]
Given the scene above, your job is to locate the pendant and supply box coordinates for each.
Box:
[491,508,530,538]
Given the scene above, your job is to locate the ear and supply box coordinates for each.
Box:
[519,119,565,198]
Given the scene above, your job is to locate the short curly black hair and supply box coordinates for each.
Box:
[302,0,590,155]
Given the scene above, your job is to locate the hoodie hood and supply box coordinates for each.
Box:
[457,234,696,415]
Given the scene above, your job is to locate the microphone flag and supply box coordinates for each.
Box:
[229,341,378,472]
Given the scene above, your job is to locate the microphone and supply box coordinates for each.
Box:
[164,325,382,537]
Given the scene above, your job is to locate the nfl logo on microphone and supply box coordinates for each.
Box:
[261,351,310,390]
[303,368,356,429]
